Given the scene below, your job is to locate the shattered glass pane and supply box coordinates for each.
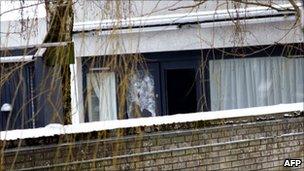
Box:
[127,71,156,118]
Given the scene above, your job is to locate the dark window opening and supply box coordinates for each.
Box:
[0,63,34,131]
[166,69,197,115]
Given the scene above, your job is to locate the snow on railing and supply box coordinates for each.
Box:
[0,102,303,141]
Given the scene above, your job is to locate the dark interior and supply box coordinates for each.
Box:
[166,69,197,115]
[0,64,31,130]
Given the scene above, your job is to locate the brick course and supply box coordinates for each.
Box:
[1,112,304,170]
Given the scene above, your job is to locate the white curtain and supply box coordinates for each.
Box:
[209,57,304,111]
[87,72,117,121]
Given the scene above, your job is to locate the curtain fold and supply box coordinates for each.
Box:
[209,57,304,111]
[87,72,117,121]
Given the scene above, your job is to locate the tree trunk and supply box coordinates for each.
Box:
[43,0,74,124]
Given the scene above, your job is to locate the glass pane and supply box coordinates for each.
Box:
[127,71,156,118]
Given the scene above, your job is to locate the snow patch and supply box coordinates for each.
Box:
[1,102,303,140]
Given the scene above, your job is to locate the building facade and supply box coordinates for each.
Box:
[71,0,304,124]
[1,1,304,170]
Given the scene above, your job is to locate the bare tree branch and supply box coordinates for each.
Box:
[0,2,44,16]
[288,0,301,22]
[169,0,208,11]
[231,0,295,12]
[168,0,296,12]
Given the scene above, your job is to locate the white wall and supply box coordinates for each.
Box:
[73,0,291,22]
[0,19,47,48]
[70,57,84,123]
[0,1,46,48]
[73,18,303,57]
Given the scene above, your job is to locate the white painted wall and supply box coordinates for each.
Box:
[73,18,303,57]
[0,1,46,48]
[73,0,291,22]
[0,19,47,48]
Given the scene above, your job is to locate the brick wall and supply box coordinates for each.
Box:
[1,111,304,170]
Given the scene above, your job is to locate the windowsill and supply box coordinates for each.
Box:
[1,102,303,141]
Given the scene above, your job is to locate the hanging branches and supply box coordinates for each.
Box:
[169,0,300,14]
[43,0,74,124]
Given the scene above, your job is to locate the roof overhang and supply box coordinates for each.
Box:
[73,3,300,33]
[0,42,69,63]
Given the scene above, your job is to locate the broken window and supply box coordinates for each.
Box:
[127,71,156,118]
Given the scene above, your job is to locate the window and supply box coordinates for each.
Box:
[127,70,156,118]
[165,68,198,115]
[84,58,202,121]
[125,60,201,117]
[81,44,303,122]
[86,71,117,121]
[161,60,201,115]
[209,57,304,111]
[0,63,35,130]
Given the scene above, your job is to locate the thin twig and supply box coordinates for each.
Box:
[0,2,44,16]
[169,0,208,11]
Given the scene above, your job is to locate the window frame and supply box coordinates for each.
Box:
[82,43,304,122]
[160,60,202,115]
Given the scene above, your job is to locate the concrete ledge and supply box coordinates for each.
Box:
[1,103,303,141]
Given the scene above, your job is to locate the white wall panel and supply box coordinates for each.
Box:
[73,19,303,57]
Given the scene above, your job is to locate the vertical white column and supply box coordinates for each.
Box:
[70,57,84,124]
